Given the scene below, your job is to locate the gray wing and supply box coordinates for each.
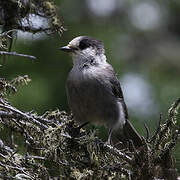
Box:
[106,65,143,147]
[105,64,129,120]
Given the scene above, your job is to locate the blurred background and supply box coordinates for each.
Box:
[0,0,180,168]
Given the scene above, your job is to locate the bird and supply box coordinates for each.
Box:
[60,36,142,148]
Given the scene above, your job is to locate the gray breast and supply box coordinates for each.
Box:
[66,66,120,126]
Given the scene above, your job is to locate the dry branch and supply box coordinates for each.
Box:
[0,51,36,60]
[0,68,179,179]
[0,92,179,179]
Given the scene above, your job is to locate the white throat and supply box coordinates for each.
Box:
[71,47,107,67]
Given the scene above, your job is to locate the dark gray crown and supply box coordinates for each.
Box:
[79,36,104,54]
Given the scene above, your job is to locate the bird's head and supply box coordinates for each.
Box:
[60,36,105,64]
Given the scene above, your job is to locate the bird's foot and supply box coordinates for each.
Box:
[104,136,112,147]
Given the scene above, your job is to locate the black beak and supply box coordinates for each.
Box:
[59,46,73,52]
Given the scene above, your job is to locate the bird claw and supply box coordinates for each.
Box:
[104,141,110,147]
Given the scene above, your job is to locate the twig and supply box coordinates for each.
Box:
[154,129,180,164]
[168,98,180,119]
[0,29,15,39]
[0,161,34,179]
[144,123,150,141]
[0,114,36,146]
[150,113,163,143]
[0,138,13,153]
[26,155,46,160]
[0,173,15,180]
[15,173,33,179]
[0,153,7,159]
[0,104,48,129]
[102,164,132,180]
[0,102,59,129]
[154,99,180,149]
[11,118,36,145]
[0,51,36,60]
[104,144,133,165]
[18,25,52,34]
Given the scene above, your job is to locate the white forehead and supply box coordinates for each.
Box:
[69,36,83,47]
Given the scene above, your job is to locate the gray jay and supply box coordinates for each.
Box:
[60,36,142,147]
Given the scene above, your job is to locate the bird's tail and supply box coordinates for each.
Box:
[123,119,142,147]
[111,119,142,148]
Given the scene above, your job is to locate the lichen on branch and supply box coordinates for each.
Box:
[0,77,179,179]
[0,0,65,60]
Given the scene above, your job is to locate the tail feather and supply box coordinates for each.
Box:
[123,120,142,148]
[111,120,142,148]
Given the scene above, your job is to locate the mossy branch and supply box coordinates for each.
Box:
[0,78,179,179]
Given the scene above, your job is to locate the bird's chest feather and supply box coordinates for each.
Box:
[67,66,101,100]
[66,66,119,124]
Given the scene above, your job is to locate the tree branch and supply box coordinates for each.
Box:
[0,51,36,60]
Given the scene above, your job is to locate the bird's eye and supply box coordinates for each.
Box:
[79,39,90,50]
